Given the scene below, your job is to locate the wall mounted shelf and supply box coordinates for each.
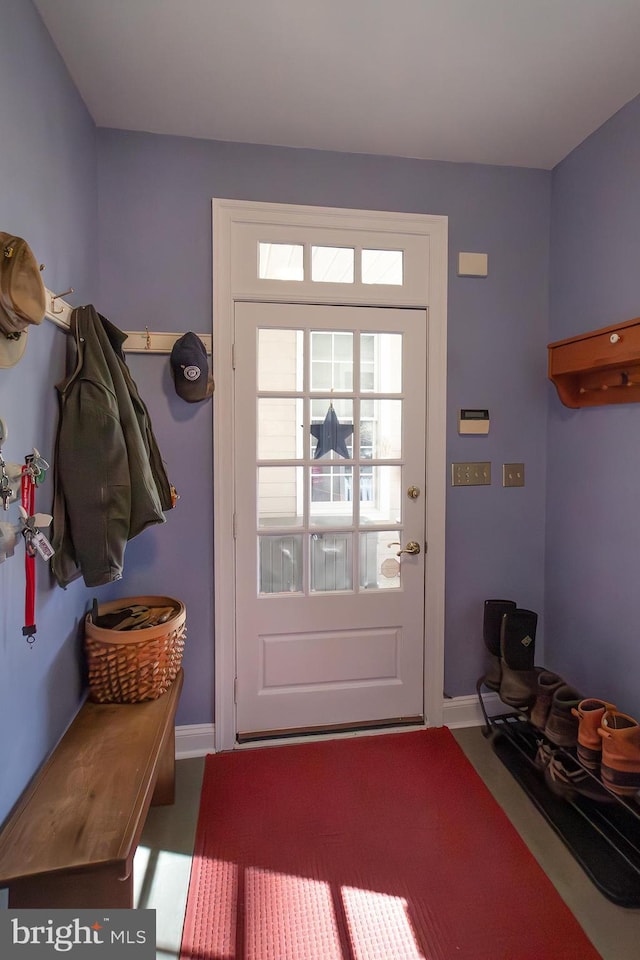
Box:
[548,317,640,408]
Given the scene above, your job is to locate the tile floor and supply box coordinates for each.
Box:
[137,726,640,959]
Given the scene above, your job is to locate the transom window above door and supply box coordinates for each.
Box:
[258,242,403,285]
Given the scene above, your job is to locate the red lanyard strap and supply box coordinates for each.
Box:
[21,466,36,640]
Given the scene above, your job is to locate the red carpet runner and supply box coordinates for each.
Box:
[180,728,602,960]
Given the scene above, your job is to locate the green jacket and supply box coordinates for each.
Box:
[51,305,172,587]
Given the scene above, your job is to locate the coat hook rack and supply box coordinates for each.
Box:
[42,286,211,355]
[50,289,74,314]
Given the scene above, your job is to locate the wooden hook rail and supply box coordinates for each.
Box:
[44,287,211,355]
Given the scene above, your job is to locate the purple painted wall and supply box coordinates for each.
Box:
[97,129,551,712]
[547,94,640,717]
[1,1,559,825]
[0,0,98,822]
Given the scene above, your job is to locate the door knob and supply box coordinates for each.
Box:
[395,540,421,556]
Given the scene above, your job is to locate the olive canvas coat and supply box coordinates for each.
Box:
[51,305,172,588]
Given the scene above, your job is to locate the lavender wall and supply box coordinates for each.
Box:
[547,95,640,717]
[1,4,555,824]
[0,0,98,822]
[97,129,551,712]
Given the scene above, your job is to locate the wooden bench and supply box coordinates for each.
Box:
[0,669,183,909]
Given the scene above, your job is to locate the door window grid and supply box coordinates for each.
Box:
[256,327,404,595]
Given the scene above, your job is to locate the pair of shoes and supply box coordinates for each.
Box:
[530,671,565,730]
[544,752,615,804]
[482,600,539,709]
[598,710,640,798]
[571,698,616,769]
[534,728,613,804]
[542,682,584,748]
[528,670,585,748]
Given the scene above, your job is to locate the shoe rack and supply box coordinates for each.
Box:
[476,677,640,908]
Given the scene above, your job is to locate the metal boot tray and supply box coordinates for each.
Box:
[477,679,640,908]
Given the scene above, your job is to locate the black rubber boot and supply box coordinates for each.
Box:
[499,607,538,708]
[482,599,516,691]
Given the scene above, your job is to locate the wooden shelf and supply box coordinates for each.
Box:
[548,317,640,408]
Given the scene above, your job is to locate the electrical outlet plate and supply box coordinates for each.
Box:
[451,462,491,486]
[503,463,525,487]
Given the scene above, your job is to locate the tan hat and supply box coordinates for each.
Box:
[0,329,28,369]
[0,233,45,368]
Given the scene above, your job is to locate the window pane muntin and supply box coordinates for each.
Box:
[258,328,303,391]
[310,533,353,592]
[311,246,355,283]
[310,465,353,528]
[258,466,303,528]
[362,249,403,285]
[310,331,353,392]
[258,242,304,281]
[360,400,402,460]
[310,399,354,460]
[360,332,402,393]
[360,466,402,526]
[259,535,303,594]
[258,398,304,460]
[360,531,402,590]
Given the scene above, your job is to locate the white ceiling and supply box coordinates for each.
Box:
[34,0,640,170]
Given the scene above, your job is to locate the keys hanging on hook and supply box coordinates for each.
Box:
[0,457,21,510]
[18,506,54,561]
[0,466,12,511]
[27,448,49,485]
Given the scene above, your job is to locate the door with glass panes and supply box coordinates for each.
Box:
[234,301,426,738]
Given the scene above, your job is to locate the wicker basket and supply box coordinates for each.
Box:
[84,595,186,703]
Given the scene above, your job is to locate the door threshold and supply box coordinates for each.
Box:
[237,715,424,745]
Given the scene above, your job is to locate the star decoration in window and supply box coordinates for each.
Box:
[310,404,353,459]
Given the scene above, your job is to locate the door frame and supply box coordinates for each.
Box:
[212,199,448,751]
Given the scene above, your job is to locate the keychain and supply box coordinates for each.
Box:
[20,452,54,643]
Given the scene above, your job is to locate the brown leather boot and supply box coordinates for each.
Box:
[530,671,564,731]
[598,711,640,797]
[571,698,616,771]
[544,684,583,747]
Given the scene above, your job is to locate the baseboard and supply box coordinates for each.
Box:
[175,694,508,756]
[176,723,215,759]
[442,692,512,729]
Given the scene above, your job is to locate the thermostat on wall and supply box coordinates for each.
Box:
[459,409,490,435]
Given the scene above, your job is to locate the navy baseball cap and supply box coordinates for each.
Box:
[170,331,214,403]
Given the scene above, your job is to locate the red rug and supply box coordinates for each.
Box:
[180,728,602,960]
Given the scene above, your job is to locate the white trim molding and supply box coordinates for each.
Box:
[213,199,448,751]
[176,723,215,759]
[175,694,501,761]
[442,693,514,729]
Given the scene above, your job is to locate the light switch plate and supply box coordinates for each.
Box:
[451,462,491,486]
[503,463,525,487]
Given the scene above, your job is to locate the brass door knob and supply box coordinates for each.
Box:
[396,540,421,556]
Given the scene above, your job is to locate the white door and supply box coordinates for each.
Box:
[234,301,427,739]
